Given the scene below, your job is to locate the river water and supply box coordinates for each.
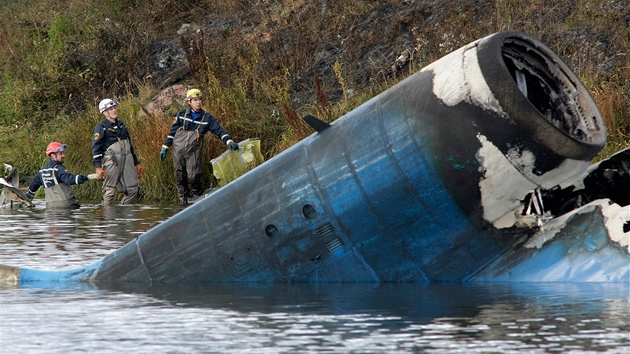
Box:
[1,201,628,353]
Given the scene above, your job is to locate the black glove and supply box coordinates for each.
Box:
[160,147,168,160]
[227,141,239,151]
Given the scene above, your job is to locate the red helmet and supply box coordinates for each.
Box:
[46,142,67,156]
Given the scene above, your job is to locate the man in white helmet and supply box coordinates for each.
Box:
[159,88,238,204]
[92,98,145,206]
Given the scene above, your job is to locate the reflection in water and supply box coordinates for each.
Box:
[0,203,629,353]
[0,201,182,269]
[1,282,628,353]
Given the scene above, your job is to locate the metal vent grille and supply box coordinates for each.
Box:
[316,223,334,238]
[325,238,343,253]
[316,223,342,253]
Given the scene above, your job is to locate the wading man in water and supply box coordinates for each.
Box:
[92,99,144,206]
[159,89,239,204]
[27,142,104,208]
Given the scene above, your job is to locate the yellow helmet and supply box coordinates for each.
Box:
[186,89,202,101]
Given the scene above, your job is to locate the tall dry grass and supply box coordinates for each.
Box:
[589,70,630,160]
[1,0,628,202]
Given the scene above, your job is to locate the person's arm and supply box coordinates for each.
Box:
[203,113,233,144]
[55,164,89,185]
[26,173,43,200]
[160,111,185,161]
[92,123,106,168]
[162,111,184,149]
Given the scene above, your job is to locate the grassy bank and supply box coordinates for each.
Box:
[1,0,628,203]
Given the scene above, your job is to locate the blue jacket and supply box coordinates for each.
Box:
[27,160,88,198]
[162,108,231,148]
[92,118,140,168]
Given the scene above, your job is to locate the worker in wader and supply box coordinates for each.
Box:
[92,99,145,206]
[159,89,239,204]
[26,142,104,208]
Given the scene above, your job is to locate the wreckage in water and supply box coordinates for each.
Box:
[2,31,628,284]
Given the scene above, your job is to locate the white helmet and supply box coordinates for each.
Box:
[99,98,118,113]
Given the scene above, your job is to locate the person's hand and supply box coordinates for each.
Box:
[96,167,106,178]
[227,140,239,151]
[160,147,168,161]
[136,164,144,179]
[87,173,104,181]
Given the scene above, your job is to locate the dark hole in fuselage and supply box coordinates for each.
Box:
[302,204,317,219]
[265,224,280,239]
[502,41,587,142]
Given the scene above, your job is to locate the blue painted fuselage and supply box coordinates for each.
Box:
[5,31,628,284]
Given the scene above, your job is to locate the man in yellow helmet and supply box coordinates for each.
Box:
[159,88,238,204]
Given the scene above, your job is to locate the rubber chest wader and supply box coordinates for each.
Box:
[45,183,80,208]
[102,138,138,205]
[172,129,203,201]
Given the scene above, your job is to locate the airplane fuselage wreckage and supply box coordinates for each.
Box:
[2,31,628,284]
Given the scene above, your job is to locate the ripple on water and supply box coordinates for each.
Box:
[0,202,180,269]
[0,204,629,353]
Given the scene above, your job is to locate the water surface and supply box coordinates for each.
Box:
[1,202,628,353]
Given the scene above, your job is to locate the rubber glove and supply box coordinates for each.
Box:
[96,167,106,178]
[160,147,168,160]
[87,173,104,181]
[227,140,239,151]
[136,164,145,179]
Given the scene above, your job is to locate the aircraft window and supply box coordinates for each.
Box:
[265,224,280,239]
[302,204,317,219]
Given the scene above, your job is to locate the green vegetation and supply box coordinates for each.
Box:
[1,0,628,202]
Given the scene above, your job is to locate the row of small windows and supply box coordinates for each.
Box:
[265,203,318,239]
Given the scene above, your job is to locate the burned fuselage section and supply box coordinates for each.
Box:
[474,146,630,282]
[2,31,627,284]
[529,148,630,219]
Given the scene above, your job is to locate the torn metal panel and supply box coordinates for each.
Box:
[475,201,630,282]
[1,165,33,208]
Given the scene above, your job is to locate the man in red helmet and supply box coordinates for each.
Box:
[26,142,104,208]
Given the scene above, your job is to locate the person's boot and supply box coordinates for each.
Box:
[190,193,203,203]
[177,185,189,205]
[191,183,203,202]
